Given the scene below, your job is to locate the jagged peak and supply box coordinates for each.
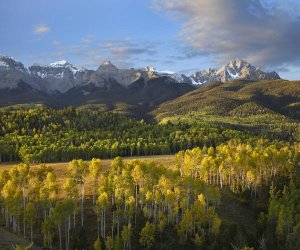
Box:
[49,60,70,67]
[203,68,216,74]
[99,61,117,68]
[216,66,227,74]
[102,60,112,66]
[190,58,280,84]
[228,58,249,69]
[0,55,27,72]
[31,63,41,67]
[0,55,23,65]
[97,60,118,71]
[145,66,156,72]
[0,55,14,60]
[229,57,247,64]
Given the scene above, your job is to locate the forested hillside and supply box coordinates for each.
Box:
[153,80,300,141]
[154,80,300,119]
[0,106,251,163]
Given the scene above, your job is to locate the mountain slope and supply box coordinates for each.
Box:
[0,79,49,107]
[153,80,299,118]
[0,56,46,91]
[152,79,300,139]
[57,77,195,116]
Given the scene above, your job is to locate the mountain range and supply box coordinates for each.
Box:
[0,56,280,92]
[0,55,285,116]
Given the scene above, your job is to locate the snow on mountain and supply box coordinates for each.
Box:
[191,68,218,84]
[190,58,280,84]
[227,68,239,79]
[0,61,9,68]
[0,56,32,90]
[156,70,192,84]
[0,55,281,93]
[0,55,28,73]
[30,60,79,79]
[102,61,114,66]
[28,60,81,93]
[49,60,68,67]
[96,61,119,75]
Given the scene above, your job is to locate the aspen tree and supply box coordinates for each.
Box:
[139,221,156,249]
[68,159,89,227]
[24,202,35,240]
[89,158,103,204]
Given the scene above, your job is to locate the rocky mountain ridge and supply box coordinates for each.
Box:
[0,56,280,94]
[191,58,280,84]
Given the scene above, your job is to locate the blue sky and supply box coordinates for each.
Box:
[0,0,299,79]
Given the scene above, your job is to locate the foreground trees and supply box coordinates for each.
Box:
[139,221,155,249]
[0,140,298,249]
[175,140,297,194]
[0,156,223,249]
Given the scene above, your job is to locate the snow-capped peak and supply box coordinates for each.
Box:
[145,66,156,72]
[228,58,249,71]
[102,61,112,66]
[0,55,15,61]
[48,60,79,75]
[190,58,280,84]
[28,59,79,84]
[98,61,120,70]
[155,69,192,84]
[0,55,27,73]
[49,60,69,67]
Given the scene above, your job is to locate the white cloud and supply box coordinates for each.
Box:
[153,0,300,69]
[34,24,51,34]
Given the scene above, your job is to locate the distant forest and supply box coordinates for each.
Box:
[0,107,253,163]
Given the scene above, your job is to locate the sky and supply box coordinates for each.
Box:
[0,0,300,79]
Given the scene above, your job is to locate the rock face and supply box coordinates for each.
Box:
[190,68,218,84]
[191,58,280,84]
[92,61,148,87]
[0,56,193,94]
[0,56,28,73]
[0,56,42,90]
[0,56,281,95]
[29,60,81,93]
[156,70,193,84]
